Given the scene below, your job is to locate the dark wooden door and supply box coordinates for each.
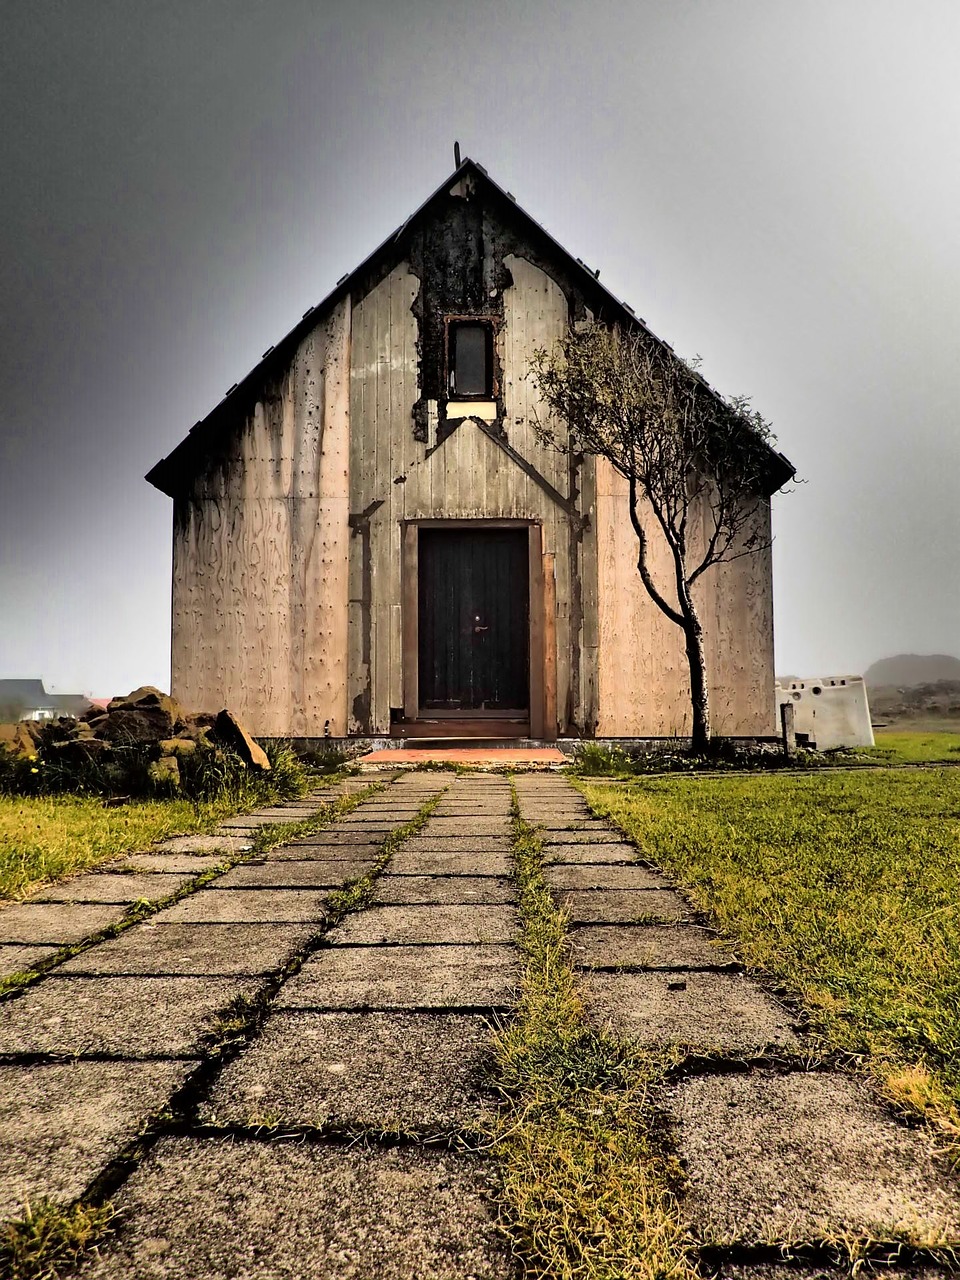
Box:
[418,529,529,713]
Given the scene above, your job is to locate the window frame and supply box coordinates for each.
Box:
[443,315,498,401]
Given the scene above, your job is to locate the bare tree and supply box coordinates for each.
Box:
[531,324,787,752]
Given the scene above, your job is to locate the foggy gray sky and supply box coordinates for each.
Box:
[1,0,958,695]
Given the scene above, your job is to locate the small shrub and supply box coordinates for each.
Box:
[300,745,349,773]
[262,739,309,799]
[570,740,832,777]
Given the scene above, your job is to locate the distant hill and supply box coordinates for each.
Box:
[864,654,960,688]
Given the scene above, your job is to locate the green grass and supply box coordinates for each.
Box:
[0,794,236,901]
[489,783,694,1280]
[861,730,960,765]
[0,1200,115,1280]
[0,740,341,901]
[577,769,960,1139]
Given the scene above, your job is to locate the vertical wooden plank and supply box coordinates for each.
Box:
[528,523,545,739]
[402,523,419,720]
[542,551,558,741]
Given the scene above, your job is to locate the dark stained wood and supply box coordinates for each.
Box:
[528,525,545,740]
[418,528,529,713]
[402,524,419,721]
[543,551,558,742]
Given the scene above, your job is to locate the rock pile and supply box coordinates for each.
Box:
[0,686,271,789]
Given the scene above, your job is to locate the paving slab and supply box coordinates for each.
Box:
[283,830,389,847]
[218,814,309,830]
[545,864,670,891]
[424,819,511,835]
[400,836,513,853]
[0,1059,192,1220]
[544,842,637,864]
[556,888,691,924]
[29,872,192,904]
[215,860,373,890]
[0,943,59,978]
[158,888,329,925]
[0,975,259,1056]
[109,853,226,874]
[672,1070,960,1244]
[348,804,424,813]
[570,924,738,970]
[271,840,382,861]
[242,807,325,819]
[78,1137,511,1280]
[374,876,514,906]
[338,816,408,827]
[431,804,512,814]
[277,944,519,1010]
[537,820,612,833]
[59,922,316,976]
[542,829,629,844]
[202,1010,495,1131]
[580,971,799,1050]
[0,902,126,945]
[389,848,512,876]
[153,834,251,855]
[521,804,590,814]
[330,905,517,946]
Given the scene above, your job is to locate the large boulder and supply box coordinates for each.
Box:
[214,709,271,771]
[47,738,112,766]
[18,720,44,750]
[0,721,42,758]
[107,686,184,726]
[95,706,175,743]
[148,756,181,789]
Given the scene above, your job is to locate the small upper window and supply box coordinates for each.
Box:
[447,320,493,398]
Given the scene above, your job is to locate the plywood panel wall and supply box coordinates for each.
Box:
[171,298,351,736]
[594,459,775,736]
[347,255,582,734]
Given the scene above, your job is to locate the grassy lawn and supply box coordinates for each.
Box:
[861,729,960,765]
[0,795,235,901]
[577,768,960,1137]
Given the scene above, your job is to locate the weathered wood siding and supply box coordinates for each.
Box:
[594,459,776,736]
[347,254,587,735]
[171,299,351,736]
[165,174,779,741]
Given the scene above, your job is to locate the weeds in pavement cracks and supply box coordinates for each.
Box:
[324,785,448,917]
[489,778,696,1280]
[0,782,400,1277]
[578,770,960,1149]
[0,1200,117,1280]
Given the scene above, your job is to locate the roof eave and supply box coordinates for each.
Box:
[146,156,794,497]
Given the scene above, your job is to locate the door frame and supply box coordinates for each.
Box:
[402,519,546,738]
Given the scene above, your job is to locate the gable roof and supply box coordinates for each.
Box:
[0,679,50,707]
[0,680,91,717]
[146,157,794,498]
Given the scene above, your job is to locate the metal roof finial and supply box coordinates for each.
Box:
[454,140,461,167]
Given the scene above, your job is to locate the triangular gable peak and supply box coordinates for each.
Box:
[146,158,793,498]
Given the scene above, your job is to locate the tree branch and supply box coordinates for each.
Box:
[628,475,684,627]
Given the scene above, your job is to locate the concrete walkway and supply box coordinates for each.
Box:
[0,772,958,1277]
[515,773,960,1264]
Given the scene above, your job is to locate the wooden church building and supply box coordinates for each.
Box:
[147,158,793,742]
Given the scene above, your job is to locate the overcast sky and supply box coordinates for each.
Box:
[1,0,957,695]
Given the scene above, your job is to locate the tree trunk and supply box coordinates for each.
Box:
[681,604,711,753]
